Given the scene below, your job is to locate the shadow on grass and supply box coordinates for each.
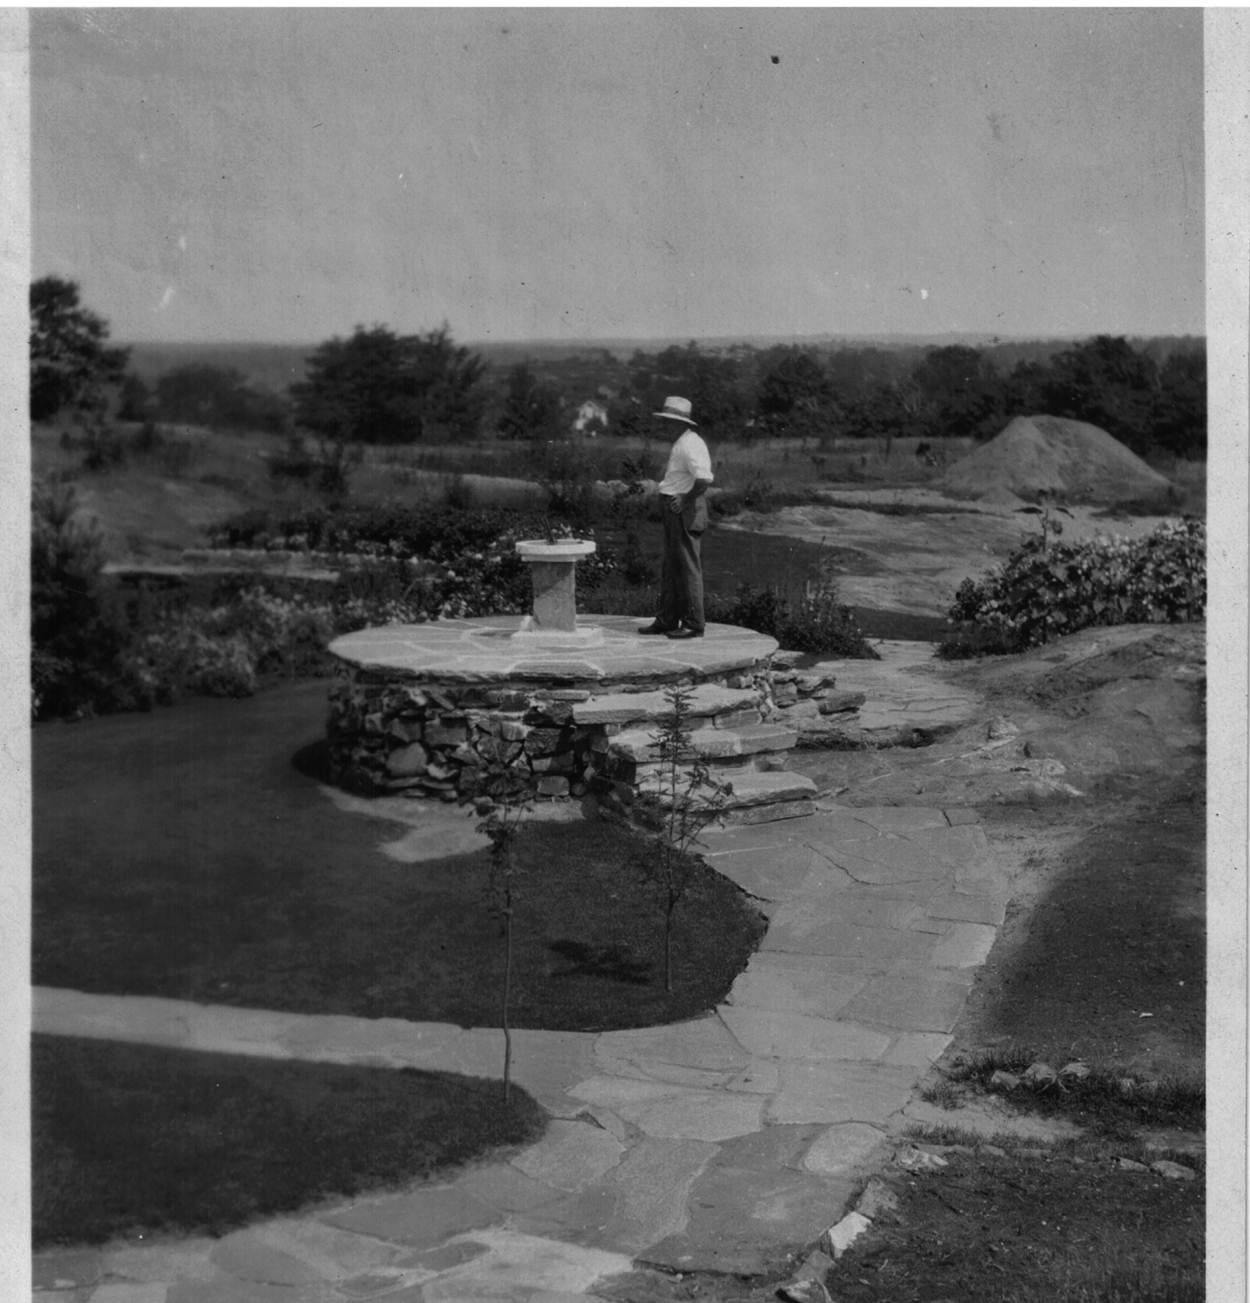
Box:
[33,1034,544,1249]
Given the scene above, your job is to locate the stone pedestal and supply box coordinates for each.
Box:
[514,539,597,641]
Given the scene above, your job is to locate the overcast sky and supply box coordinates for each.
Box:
[31,8,1205,346]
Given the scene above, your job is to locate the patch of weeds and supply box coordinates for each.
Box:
[902,1122,999,1148]
[944,1049,1205,1135]
[917,1077,965,1110]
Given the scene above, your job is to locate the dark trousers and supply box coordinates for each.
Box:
[658,496,706,631]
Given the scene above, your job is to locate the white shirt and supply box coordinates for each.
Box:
[658,428,714,496]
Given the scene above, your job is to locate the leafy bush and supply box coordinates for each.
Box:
[709,555,875,657]
[30,482,148,718]
[942,519,1205,657]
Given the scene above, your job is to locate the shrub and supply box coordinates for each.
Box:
[709,554,875,658]
[941,519,1205,657]
[30,482,142,718]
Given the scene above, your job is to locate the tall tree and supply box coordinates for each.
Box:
[1040,336,1159,453]
[496,361,564,440]
[908,345,1004,439]
[155,364,289,432]
[1149,348,1207,459]
[29,277,128,422]
[640,342,750,437]
[292,324,485,444]
[755,346,839,434]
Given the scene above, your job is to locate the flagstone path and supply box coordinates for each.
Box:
[32,645,1010,1302]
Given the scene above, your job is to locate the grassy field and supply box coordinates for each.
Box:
[33,680,766,1031]
[33,1035,544,1247]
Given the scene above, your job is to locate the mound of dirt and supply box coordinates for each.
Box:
[942,415,1172,505]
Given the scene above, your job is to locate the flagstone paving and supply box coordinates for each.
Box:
[31,641,1021,1302]
[31,800,1012,1301]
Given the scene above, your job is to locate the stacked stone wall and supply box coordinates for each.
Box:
[327,649,865,809]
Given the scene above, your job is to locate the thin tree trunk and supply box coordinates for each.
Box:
[502,906,513,1104]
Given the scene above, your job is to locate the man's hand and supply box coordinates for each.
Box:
[669,495,684,514]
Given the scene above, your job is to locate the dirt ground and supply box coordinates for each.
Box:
[720,487,1186,618]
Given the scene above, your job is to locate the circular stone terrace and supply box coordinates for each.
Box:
[328,615,778,686]
[324,616,817,814]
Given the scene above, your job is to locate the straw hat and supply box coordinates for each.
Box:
[652,395,697,426]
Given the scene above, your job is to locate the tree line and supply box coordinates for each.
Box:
[31,276,1206,460]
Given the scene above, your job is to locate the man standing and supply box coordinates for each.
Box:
[638,396,713,639]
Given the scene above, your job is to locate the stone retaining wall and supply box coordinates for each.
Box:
[326,649,865,809]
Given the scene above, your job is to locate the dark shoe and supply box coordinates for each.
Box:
[637,622,677,635]
[666,627,704,639]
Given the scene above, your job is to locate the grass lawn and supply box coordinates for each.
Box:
[33,682,765,1030]
[32,1034,544,1248]
[833,1134,1204,1303]
[971,774,1206,1079]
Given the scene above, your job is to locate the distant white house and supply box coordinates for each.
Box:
[572,399,609,435]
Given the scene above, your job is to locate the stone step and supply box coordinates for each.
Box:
[636,768,818,825]
[608,722,797,764]
[572,683,761,727]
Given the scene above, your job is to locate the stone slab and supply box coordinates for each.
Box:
[802,1122,889,1178]
[99,1242,217,1288]
[701,844,837,903]
[879,1032,954,1069]
[417,1229,633,1301]
[928,922,999,969]
[593,1017,749,1081]
[513,1138,716,1254]
[210,1233,325,1286]
[718,797,816,826]
[167,1282,306,1302]
[613,1090,765,1141]
[573,684,759,726]
[641,1163,857,1278]
[795,886,928,931]
[567,1076,689,1109]
[321,1185,501,1249]
[32,1248,106,1291]
[810,837,952,887]
[839,974,972,1033]
[762,904,919,963]
[330,616,778,686]
[611,721,797,763]
[834,807,951,834]
[509,1119,626,1192]
[768,1061,919,1126]
[719,1006,892,1062]
[726,952,872,1019]
[453,1164,569,1215]
[923,892,1008,926]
